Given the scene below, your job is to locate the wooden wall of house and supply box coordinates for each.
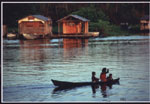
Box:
[84,22,88,33]
[61,21,89,34]
[18,21,52,35]
[62,22,82,34]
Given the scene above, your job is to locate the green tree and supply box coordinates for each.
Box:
[72,5,109,22]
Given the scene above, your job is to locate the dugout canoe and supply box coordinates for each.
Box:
[51,78,120,87]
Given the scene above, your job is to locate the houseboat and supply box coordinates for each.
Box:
[140,15,150,35]
[54,14,99,38]
[18,15,52,39]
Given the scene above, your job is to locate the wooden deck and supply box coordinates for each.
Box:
[50,32,99,39]
[50,34,92,39]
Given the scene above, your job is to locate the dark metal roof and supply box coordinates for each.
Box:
[32,15,51,21]
[141,15,149,20]
[70,15,90,21]
[57,14,90,22]
[18,15,51,21]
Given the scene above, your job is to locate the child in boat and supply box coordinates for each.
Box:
[100,68,109,82]
[107,73,113,81]
[92,72,99,83]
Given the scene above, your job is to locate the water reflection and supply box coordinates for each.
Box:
[63,39,88,59]
[63,39,88,48]
[3,36,149,101]
[52,81,120,98]
[19,39,50,64]
[91,82,120,98]
[19,39,89,64]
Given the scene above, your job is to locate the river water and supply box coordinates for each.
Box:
[2,36,150,102]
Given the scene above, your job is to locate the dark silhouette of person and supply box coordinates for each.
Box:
[107,73,113,81]
[91,71,99,83]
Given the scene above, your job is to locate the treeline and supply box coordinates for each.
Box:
[3,3,149,35]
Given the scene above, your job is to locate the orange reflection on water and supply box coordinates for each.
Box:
[20,39,50,49]
[19,39,51,64]
[63,39,88,59]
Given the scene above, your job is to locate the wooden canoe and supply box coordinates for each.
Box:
[51,78,120,87]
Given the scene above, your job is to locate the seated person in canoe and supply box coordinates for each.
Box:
[107,73,113,81]
[91,71,99,83]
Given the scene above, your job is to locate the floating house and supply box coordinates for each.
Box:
[140,15,150,32]
[57,14,90,35]
[18,15,52,39]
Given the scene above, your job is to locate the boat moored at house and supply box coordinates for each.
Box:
[7,33,17,39]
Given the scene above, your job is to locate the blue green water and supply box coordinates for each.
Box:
[2,36,150,102]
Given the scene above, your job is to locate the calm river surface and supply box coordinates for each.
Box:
[2,36,150,102]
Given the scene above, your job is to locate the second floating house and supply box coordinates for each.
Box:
[54,14,99,38]
[57,14,89,35]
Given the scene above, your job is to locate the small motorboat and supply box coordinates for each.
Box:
[51,78,120,88]
[7,33,17,39]
[88,32,100,37]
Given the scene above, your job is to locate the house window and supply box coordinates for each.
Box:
[67,22,75,26]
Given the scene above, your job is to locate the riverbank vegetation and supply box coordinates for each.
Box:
[3,3,148,36]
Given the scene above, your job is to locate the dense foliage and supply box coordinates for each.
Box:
[3,3,149,35]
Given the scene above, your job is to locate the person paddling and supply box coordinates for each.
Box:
[91,72,99,83]
[100,68,109,82]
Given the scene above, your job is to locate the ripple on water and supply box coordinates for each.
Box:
[3,37,149,101]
